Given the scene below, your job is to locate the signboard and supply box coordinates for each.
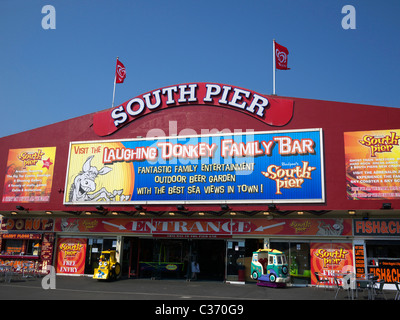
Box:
[56,238,87,275]
[1,218,54,232]
[93,83,294,136]
[1,233,42,240]
[55,218,351,237]
[354,243,366,278]
[2,147,56,203]
[310,242,354,286]
[64,129,324,205]
[344,129,400,200]
[40,233,55,273]
[353,218,400,236]
[369,259,400,283]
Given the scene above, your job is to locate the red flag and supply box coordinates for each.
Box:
[275,42,290,70]
[115,59,126,83]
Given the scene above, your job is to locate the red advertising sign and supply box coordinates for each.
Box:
[93,83,294,136]
[56,238,87,275]
[310,242,354,286]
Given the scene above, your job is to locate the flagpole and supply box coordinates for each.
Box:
[272,39,276,95]
[111,57,118,108]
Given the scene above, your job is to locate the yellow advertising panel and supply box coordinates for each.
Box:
[344,129,400,200]
[2,147,56,203]
[64,142,134,204]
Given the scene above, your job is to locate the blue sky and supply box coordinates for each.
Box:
[0,0,399,137]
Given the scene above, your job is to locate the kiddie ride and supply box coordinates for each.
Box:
[93,250,121,280]
[251,249,290,288]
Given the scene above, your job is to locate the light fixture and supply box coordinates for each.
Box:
[11,211,17,215]
[111,211,118,215]
[45,211,53,215]
[382,203,392,209]
[297,211,304,215]
[221,204,229,211]
[176,205,186,211]
[85,211,92,215]
[348,210,356,215]
[135,205,143,211]
[230,211,237,215]
[198,212,205,216]
[262,211,270,215]
[169,212,175,216]
[139,212,146,216]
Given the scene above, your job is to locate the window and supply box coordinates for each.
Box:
[4,239,23,255]
[269,255,274,265]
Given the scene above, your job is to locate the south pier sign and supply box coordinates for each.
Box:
[93,83,294,136]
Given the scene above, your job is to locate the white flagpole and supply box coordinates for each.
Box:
[111,57,118,108]
[273,39,276,95]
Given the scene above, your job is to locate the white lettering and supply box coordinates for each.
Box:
[162,86,178,104]
[126,98,145,116]
[228,88,251,109]
[178,84,198,102]
[203,84,221,102]
[111,106,128,127]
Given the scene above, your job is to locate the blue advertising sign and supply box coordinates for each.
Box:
[64,129,325,205]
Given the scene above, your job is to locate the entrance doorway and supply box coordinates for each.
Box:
[271,241,311,286]
[84,237,117,274]
[193,239,225,281]
[124,237,225,281]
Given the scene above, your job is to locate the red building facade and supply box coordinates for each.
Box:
[1,83,399,286]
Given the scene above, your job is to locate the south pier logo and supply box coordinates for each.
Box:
[359,132,400,157]
[261,161,316,195]
[17,149,45,169]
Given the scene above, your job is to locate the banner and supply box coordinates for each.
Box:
[2,147,56,203]
[275,41,290,70]
[310,242,354,286]
[56,238,87,275]
[64,129,324,205]
[344,129,400,200]
[115,59,126,83]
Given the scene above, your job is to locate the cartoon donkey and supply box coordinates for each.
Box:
[68,155,130,202]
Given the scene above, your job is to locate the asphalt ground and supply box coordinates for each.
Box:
[0,276,397,318]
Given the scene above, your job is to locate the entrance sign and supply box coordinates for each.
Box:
[64,129,324,205]
[93,83,294,136]
[55,218,351,237]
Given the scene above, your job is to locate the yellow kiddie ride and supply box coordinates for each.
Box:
[93,250,121,280]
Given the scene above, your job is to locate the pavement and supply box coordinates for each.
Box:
[1,275,398,319]
[0,274,398,301]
